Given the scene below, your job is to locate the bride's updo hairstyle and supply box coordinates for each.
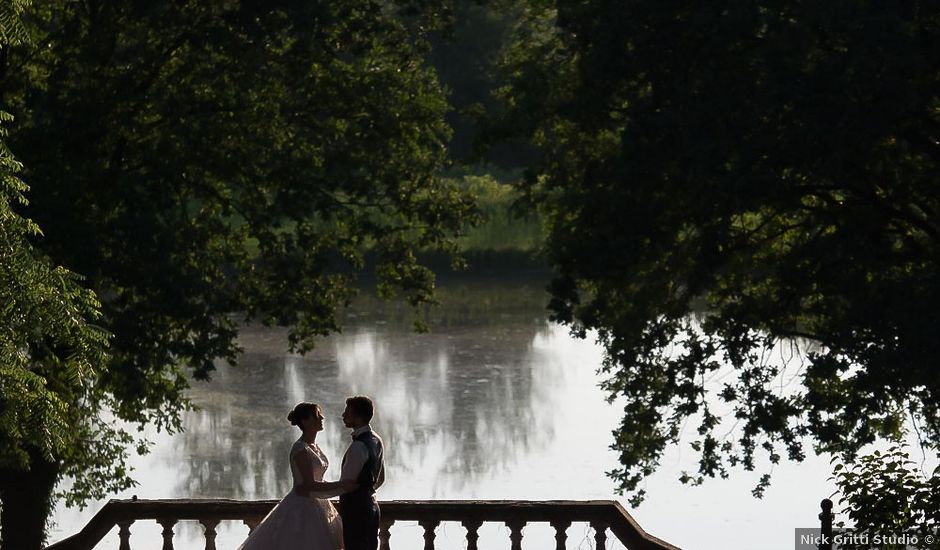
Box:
[287,402,321,427]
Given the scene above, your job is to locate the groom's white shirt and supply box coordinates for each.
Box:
[340,425,385,489]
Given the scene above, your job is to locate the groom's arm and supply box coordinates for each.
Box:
[340,441,368,481]
[292,451,357,497]
[374,460,385,490]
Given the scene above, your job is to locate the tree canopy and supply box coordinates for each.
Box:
[1,1,475,545]
[491,1,940,502]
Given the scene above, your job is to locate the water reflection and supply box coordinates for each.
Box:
[331,326,563,496]
[173,280,566,501]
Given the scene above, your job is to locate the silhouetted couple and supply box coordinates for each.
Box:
[237,396,385,550]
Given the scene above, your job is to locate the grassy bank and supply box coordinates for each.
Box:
[449,165,544,254]
[425,165,547,277]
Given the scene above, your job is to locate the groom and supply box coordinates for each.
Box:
[339,395,385,550]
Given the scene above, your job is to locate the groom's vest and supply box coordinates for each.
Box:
[341,430,384,508]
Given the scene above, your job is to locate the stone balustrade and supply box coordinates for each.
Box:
[45,499,681,550]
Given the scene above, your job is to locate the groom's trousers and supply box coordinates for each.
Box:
[341,497,380,550]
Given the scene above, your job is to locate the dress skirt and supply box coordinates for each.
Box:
[237,491,343,550]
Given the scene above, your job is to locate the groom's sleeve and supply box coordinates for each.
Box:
[374,458,385,490]
[340,442,367,481]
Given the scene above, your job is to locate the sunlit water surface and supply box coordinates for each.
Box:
[48,280,936,550]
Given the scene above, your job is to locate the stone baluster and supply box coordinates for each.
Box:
[379,518,394,550]
[157,519,177,550]
[462,520,483,550]
[551,520,571,550]
[419,519,439,550]
[591,521,608,549]
[200,519,220,550]
[118,520,134,550]
[506,520,525,550]
[243,516,261,534]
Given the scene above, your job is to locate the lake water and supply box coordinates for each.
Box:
[47,279,934,550]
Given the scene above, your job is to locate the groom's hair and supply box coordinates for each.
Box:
[346,395,374,422]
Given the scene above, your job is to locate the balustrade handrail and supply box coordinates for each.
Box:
[45,498,681,550]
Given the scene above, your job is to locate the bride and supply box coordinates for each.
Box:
[238,402,358,550]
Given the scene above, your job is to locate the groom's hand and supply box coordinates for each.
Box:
[338,480,359,494]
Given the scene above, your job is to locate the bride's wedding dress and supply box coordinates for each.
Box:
[237,439,344,550]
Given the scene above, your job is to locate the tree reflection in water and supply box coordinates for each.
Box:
[174,280,566,501]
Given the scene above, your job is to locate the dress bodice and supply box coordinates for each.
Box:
[289,439,329,488]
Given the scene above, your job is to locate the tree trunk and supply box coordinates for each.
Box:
[0,457,60,550]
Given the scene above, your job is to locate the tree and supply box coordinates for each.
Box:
[489,1,940,503]
[831,444,940,549]
[1,1,475,546]
[2,5,123,548]
[1,109,127,550]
